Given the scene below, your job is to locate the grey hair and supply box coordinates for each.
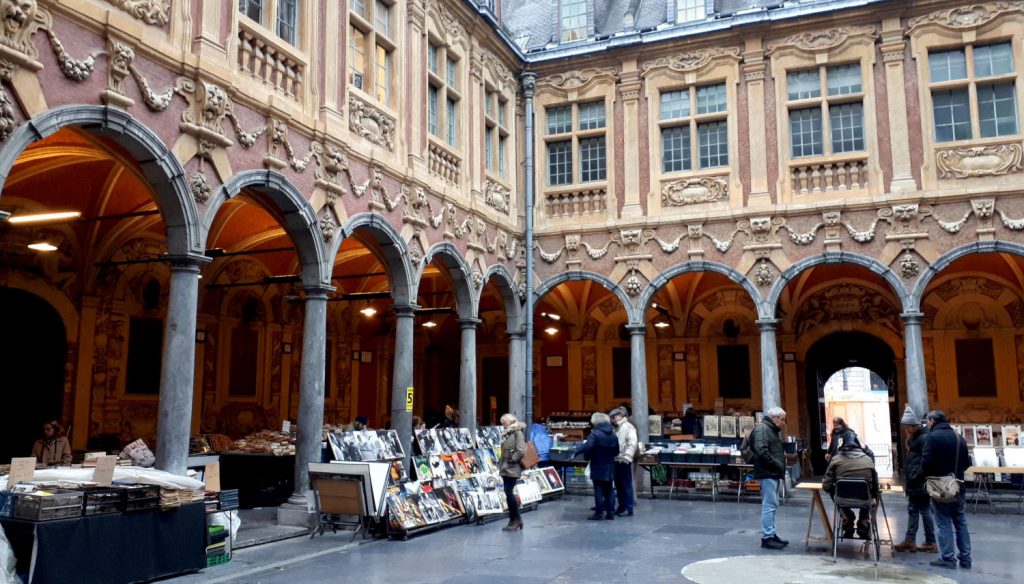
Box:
[591,412,610,425]
[765,407,787,420]
[926,410,947,424]
[500,413,518,426]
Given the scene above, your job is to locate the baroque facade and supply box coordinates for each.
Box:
[1,0,1024,495]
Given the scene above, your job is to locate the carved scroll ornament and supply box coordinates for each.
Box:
[661,176,728,207]
[936,143,1024,179]
[105,0,170,26]
[640,47,741,78]
[908,2,1024,32]
[766,26,877,54]
[349,95,395,152]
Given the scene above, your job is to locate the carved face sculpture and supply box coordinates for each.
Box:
[3,0,34,38]
[750,217,771,234]
[201,83,229,123]
[893,204,917,222]
[565,234,580,251]
[823,211,840,227]
[688,225,703,240]
[620,229,641,246]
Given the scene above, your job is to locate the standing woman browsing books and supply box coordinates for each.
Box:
[498,413,527,532]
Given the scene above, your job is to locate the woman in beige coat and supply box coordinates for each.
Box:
[32,420,72,465]
[498,413,527,531]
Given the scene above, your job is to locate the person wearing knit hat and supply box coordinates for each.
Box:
[894,404,937,553]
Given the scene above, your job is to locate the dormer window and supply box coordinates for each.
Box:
[560,0,587,43]
[677,0,707,24]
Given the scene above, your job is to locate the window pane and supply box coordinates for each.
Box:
[561,0,588,42]
[485,90,494,117]
[374,0,390,37]
[446,98,457,147]
[547,140,573,185]
[978,83,1018,138]
[485,127,493,171]
[578,101,605,130]
[499,137,507,178]
[698,120,728,168]
[428,85,439,136]
[829,102,865,153]
[696,83,727,114]
[932,88,972,142]
[974,42,1014,77]
[677,0,707,23]
[239,0,262,23]
[790,107,823,157]
[276,0,296,44]
[375,45,390,103]
[661,126,692,173]
[428,43,438,74]
[498,99,507,126]
[660,89,690,120]
[579,136,606,182]
[929,48,967,83]
[351,0,366,18]
[826,64,861,96]
[446,58,457,88]
[788,69,821,101]
[349,27,366,82]
[547,106,572,134]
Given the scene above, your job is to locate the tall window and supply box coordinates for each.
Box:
[560,0,587,43]
[545,101,606,186]
[485,89,510,178]
[955,338,997,397]
[350,0,395,104]
[677,0,707,23]
[238,0,297,46]
[659,83,729,172]
[786,64,865,157]
[428,40,461,149]
[929,42,1018,143]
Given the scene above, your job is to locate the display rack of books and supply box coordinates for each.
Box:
[206,524,230,567]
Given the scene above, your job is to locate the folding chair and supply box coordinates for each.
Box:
[831,478,880,565]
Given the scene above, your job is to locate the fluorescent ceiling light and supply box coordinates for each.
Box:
[654,321,670,329]
[359,307,377,317]
[27,242,58,252]
[547,313,561,321]
[544,327,558,335]
[422,321,437,328]
[8,211,81,224]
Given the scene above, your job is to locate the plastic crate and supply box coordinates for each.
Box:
[81,487,125,516]
[206,553,231,568]
[14,490,84,521]
[124,497,159,512]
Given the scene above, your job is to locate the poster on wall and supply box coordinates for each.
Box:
[719,416,737,438]
[974,425,994,447]
[1003,425,1022,447]
[649,415,663,436]
[703,415,720,438]
[738,416,755,437]
[963,425,976,446]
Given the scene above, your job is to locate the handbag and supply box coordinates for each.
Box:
[925,430,962,504]
[520,440,540,470]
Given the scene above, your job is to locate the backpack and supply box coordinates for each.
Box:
[740,425,756,463]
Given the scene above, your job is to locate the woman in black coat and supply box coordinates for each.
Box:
[575,412,620,520]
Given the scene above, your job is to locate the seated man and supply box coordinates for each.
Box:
[822,432,879,540]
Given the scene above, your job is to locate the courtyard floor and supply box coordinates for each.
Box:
[166,490,1023,584]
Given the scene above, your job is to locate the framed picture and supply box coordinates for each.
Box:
[703,415,720,438]
[962,425,976,446]
[719,416,737,438]
[649,415,663,436]
[545,356,563,368]
[739,416,755,437]
[755,412,764,424]
[975,425,993,447]
[1002,425,1022,448]
[361,351,373,363]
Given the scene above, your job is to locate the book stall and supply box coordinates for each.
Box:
[951,423,1024,513]
[0,443,217,584]
[356,426,563,540]
[545,413,595,493]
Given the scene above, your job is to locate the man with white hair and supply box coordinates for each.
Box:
[751,407,788,550]
[610,407,637,516]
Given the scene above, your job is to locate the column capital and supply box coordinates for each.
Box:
[625,323,646,336]
[167,252,211,271]
[755,318,780,331]
[457,317,482,329]
[506,330,526,340]
[901,311,924,325]
[301,285,334,300]
[393,304,420,317]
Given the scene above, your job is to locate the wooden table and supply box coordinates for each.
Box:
[966,466,1024,514]
[794,482,900,552]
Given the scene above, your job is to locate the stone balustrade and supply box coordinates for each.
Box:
[789,156,869,196]
[544,188,608,219]
[428,142,462,185]
[237,20,305,98]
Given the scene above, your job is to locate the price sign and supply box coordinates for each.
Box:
[8,458,35,488]
[92,456,118,486]
[205,461,221,492]
[405,386,414,412]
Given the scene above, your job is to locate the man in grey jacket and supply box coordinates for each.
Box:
[752,407,788,550]
[610,407,638,516]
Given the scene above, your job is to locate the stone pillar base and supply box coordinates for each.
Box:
[277,501,315,529]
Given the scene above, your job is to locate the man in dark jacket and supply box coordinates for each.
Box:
[894,405,936,553]
[822,432,878,540]
[751,407,788,550]
[575,412,620,520]
[921,410,972,570]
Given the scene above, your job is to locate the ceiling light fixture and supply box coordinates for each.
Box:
[27,242,58,252]
[359,307,377,317]
[422,321,437,328]
[544,327,558,335]
[547,313,561,321]
[8,211,81,225]
[654,321,670,329]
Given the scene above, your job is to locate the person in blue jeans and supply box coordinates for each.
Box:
[610,407,638,516]
[751,407,788,550]
[921,410,972,570]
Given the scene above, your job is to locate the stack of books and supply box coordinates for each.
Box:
[218,489,239,511]
[205,525,230,567]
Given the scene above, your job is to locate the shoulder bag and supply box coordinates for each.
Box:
[925,430,962,504]
[520,440,540,470]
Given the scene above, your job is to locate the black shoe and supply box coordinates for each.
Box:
[587,513,603,521]
[771,534,789,547]
[960,562,972,570]
[929,559,957,569]
[605,513,615,520]
[761,537,786,550]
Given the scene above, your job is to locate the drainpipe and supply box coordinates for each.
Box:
[521,71,537,438]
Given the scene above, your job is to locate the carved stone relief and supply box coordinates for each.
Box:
[104,0,169,26]
[483,179,510,215]
[348,95,395,151]
[766,25,878,54]
[936,143,1024,179]
[795,284,901,336]
[640,47,741,77]
[661,176,729,207]
[908,2,1024,32]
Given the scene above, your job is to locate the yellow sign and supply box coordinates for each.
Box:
[406,386,414,412]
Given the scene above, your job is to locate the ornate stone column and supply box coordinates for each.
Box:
[458,318,481,434]
[743,40,771,206]
[902,312,929,418]
[507,330,526,420]
[155,255,207,475]
[618,65,644,219]
[627,324,650,444]
[757,319,782,411]
[391,305,418,465]
[881,18,917,192]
